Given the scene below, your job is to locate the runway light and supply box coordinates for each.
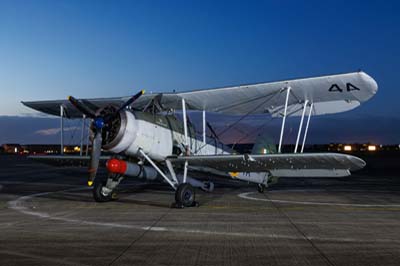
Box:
[368,145,376,151]
[344,145,352,151]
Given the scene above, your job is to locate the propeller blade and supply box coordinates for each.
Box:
[68,96,96,119]
[88,130,102,186]
[81,89,144,187]
[116,90,145,114]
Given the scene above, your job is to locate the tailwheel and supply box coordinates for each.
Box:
[257,183,266,194]
[173,183,198,208]
[93,176,113,202]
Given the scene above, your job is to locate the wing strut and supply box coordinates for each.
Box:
[278,87,291,153]
[182,98,190,155]
[301,102,314,153]
[294,100,309,153]
[85,119,90,156]
[60,105,64,155]
[79,114,86,156]
[202,110,206,144]
[181,98,190,183]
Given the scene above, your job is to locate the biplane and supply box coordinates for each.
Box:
[22,71,378,207]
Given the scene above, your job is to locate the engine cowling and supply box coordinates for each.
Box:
[102,110,173,161]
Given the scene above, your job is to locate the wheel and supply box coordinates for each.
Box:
[257,183,265,194]
[175,183,196,207]
[93,176,113,202]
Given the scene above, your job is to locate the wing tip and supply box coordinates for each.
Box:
[358,71,378,95]
[346,154,366,171]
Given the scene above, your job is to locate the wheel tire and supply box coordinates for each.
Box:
[257,184,265,194]
[175,183,195,207]
[93,177,113,202]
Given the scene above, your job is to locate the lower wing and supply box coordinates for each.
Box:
[167,153,366,178]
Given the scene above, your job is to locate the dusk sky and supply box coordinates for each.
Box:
[0,0,399,144]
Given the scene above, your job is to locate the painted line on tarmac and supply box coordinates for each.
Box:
[270,188,399,194]
[0,166,80,178]
[6,189,400,244]
[0,250,90,266]
[238,192,400,208]
[0,181,79,187]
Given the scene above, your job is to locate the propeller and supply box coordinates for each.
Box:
[68,90,145,186]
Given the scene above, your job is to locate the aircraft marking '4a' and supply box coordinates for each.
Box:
[329,83,360,92]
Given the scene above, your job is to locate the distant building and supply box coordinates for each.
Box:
[20,144,86,155]
[2,144,23,154]
[1,144,87,155]
[1,142,399,155]
[19,144,61,155]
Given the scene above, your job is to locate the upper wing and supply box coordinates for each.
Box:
[21,95,157,118]
[174,71,377,116]
[167,153,366,178]
[22,71,377,118]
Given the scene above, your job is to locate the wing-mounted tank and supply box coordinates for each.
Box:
[103,110,173,161]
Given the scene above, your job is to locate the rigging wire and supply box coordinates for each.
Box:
[216,91,280,139]
[231,116,274,151]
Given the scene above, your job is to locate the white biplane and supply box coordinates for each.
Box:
[22,71,378,207]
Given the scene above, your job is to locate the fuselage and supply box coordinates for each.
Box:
[102,110,269,186]
[103,110,232,160]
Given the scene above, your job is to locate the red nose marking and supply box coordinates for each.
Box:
[106,159,127,174]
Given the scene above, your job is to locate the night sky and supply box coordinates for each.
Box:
[0,0,399,144]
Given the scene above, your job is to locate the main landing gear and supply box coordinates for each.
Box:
[172,183,199,208]
[93,177,112,202]
[257,183,266,194]
[93,175,120,202]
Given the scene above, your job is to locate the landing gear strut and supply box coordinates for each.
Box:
[93,176,113,202]
[257,183,266,194]
[93,175,120,202]
[173,183,198,208]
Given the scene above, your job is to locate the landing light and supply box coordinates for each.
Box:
[368,145,376,151]
[262,148,267,154]
[344,145,352,151]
